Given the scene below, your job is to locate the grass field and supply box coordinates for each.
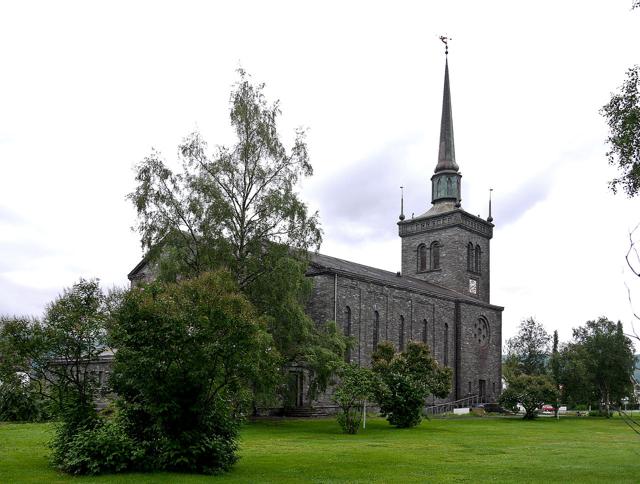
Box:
[1,416,639,483]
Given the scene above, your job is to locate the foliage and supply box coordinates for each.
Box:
[549,330,561,416]
[499,374,558,419]
[602,65,640,197]
[127,68,321,287]
[244,252,346,401]
[372,341,451,428]
[127,69,345,401]
[110,271,279,474]
[505,317,551,379]
[51,418,142,476]
[570,317,635,416]
[0,375,50,422]
[0,280,114,471]
[556,343,597,409]
[333,364,375,434]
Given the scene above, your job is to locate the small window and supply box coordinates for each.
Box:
[422,319,428,344]
[475,244,482,273]
[399,315,405,351]
[344,306,352,362]
[467,242,474,271]
[418,244,427,272]
[431,241,441,270]
[468,381,472,394]
[373,310,380,349]
[444,323,449,366]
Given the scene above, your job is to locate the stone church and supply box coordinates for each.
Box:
[128,55,503,413]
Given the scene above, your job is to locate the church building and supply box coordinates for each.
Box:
[128,54,503,413]
[302,54,503,410]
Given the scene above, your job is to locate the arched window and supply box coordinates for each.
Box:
[418,244,427,272]
[373,310,380,350]
[399,315,405,351]
[475,244,482,273]
[422,319,428,344]
[430,241,440,270]
[344,306,352,362]
[467,242,474,271]
[444,323,449,366]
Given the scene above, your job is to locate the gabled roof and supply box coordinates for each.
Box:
[128,249,503,310]
[308,252,502,310]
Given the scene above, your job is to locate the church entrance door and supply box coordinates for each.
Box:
[285,371,304,408]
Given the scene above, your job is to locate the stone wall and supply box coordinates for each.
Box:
[399,210,492,303]
[306,271,503,408]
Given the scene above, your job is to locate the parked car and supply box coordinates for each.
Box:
[479,403,508,414]
[541,404,556,414]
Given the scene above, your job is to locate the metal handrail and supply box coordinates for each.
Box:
[424,394,480,415]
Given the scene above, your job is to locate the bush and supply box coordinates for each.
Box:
[333,364,374,434]
[499,374,558,420]
[0,378,50,422]
[110,272,277,474]
[372,341,451,428]
[52,418,142,475]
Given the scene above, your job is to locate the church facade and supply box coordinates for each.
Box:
[301,56,503,410]
[128,56,503,412]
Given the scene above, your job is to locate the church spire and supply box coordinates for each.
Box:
[434,56,459,173]
[430,37,462,207]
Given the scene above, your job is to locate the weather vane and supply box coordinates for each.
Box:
[439,35,452,55]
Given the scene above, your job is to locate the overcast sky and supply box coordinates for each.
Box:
[1,0,639,346]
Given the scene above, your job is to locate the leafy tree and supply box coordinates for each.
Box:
[550,330,561,416]
[601,1,639,197]
[372,341,451,428]
[127,69,344,401]
[0,280,112,469]
[333,364,375,434]
[602,65,640,197]
[128,68,321,286]
[570,317,635,416]
[110,271,279,474]
[499,374,558,420]
[505,318,551,379]
[0,370,49,422]
[556,342,597,408]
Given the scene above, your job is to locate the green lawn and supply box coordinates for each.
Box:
[1,416,639,483]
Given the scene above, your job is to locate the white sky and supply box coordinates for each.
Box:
[1,0,639,346]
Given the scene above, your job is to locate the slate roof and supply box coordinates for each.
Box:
[308,252,500,309]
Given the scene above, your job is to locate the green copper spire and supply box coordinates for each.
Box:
[430,47,462,207]
[435,57,459,173]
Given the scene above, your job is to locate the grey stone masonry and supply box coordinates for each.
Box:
[399,209,493,303]
[305,252,503,408]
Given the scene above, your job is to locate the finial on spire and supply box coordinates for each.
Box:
[439,35,451,55]
[487,188,494,223]
[399,186,405,221]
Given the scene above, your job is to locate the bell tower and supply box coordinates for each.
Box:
[398,47,494,303]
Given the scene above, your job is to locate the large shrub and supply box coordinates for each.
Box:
[110,271,279,474]
[499,374,558,420]
[51,418,141,475]
[372,341,451,428]
[333,364,374,434]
